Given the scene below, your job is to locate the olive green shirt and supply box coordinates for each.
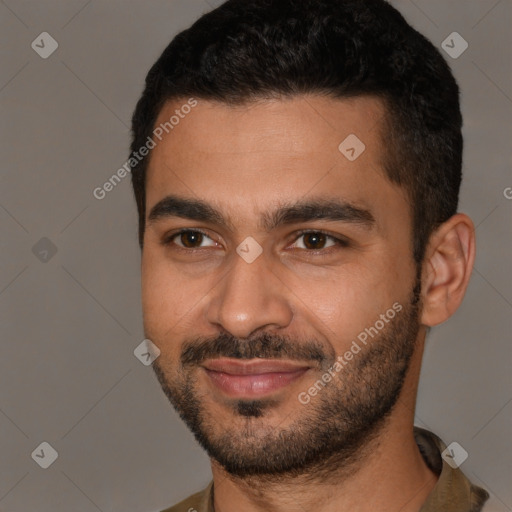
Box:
[161,427,489,512]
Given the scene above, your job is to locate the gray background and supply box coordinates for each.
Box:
[0,1,511,511]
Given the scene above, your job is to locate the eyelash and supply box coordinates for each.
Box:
[162,229,350,253]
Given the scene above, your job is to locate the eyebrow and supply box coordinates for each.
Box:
[147,195,375,231]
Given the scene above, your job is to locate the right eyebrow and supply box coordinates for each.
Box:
[147,195,233,230]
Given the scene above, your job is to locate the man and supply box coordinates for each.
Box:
[129,0,489,510]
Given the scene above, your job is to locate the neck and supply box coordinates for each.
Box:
[209,335,438,512]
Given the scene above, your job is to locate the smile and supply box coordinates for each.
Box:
[201,358,311,398]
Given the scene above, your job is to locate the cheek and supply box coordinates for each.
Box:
[141,252,205,345]
[287,262,408,347]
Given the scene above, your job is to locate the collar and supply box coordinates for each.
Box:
[164,427,489,512]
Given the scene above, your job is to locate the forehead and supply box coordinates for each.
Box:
[145,95,405,227]
[150,94,386,161]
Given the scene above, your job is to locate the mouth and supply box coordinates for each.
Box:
[201,358,311,398]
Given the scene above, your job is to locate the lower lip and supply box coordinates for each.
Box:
[204,368,309,397]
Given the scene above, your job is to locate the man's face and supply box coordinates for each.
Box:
[142,95,421,477]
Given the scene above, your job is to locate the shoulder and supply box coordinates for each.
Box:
[414,427,489,512]
[159,481,213,512]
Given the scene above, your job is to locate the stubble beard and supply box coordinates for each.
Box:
[151,284,421,481]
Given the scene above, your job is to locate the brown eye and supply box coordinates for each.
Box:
[302,232,328,250]
[179,231,204,248]
[164,230,218,249]
[289,231,348,252]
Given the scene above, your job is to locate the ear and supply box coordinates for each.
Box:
[420,213,476,327]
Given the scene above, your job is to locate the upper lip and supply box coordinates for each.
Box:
[202,358,311,375]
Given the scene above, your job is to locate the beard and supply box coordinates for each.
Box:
[151,281,421,481]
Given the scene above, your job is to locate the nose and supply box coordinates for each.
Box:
[206,249,293,339]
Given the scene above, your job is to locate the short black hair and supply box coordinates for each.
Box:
[130,0,463,263]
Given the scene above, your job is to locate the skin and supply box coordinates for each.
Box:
[141,95,476,512]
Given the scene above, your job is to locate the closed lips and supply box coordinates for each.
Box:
[202,358,311,375]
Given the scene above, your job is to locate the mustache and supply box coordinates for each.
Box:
[180,332,330,368]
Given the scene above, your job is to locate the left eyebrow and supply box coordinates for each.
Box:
[260,198,375,231]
